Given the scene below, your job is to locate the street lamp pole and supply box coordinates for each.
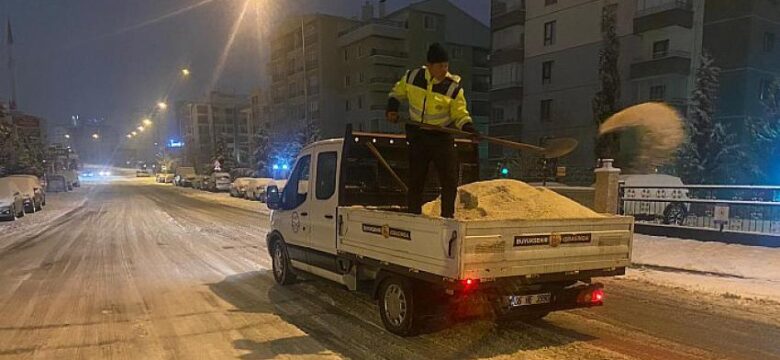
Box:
[301,17,309,141]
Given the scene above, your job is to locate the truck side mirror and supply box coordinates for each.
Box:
[266,185,281,210]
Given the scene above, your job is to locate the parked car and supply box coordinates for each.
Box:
[229,167,255,180]
[230,177,254,198]
[207,172,232,192]
[61,170,80,189]
[46,175,69,192]
[81,170,95,177]
[620,174,690,225]
[136,169,152,177]
[174,167,197,186]
[191,175,209,190]
[98,169,112,176]
[8,175,45,212]
[244,178,277,202]
[0,178,25,220]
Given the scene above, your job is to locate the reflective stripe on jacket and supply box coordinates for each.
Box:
[388,66,472,130]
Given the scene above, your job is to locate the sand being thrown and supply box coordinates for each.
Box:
[422,179,604,220]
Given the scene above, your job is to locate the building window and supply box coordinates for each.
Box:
[471,101,490,116]
[652,40,669,59]
[764,32,775,52]
[359,72,365,83]
[491,108,505,124]
[452,46,463,60]
[357,95,363,109]
[344,75,351,88]
[540,99,552,122]
[358,45,364,57]
[344,48,349,61]
[345,99,351,111]
[516,105,523,122]
[543,21,556,46]
[424,15,437,30]
[491,62,522,89]
[542,61,553,84]
[545,0,557,5]
[649,85,666,101]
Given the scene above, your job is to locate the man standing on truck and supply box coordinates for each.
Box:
[385,43,477,218]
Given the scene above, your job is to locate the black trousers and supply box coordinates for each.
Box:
[406,125,458,218]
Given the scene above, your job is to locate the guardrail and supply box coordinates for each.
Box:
[619,183,780,235]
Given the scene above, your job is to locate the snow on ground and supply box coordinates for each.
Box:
[0,185,89,247]
[628,234,780,303]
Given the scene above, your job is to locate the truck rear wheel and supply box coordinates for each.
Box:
[271,240,296,285]
[378,276,420,337]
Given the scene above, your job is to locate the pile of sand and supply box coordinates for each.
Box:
[422,179,604,220]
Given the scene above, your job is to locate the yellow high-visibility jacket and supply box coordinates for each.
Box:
[387,66,473,130]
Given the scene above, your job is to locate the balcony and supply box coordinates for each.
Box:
[337,19,407,46]
[492,6,524,30]
[634,0,693,33]
[370,48,408,58]
[369,77,397,84]
[489,47,524,66]
[630,50,691,79]
[490,82,523,100]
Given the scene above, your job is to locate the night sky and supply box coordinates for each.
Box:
[0,0,489,135]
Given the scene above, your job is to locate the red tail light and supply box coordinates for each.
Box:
[460,278,479,291]
[577,286,605,305]
[591,288,604,304]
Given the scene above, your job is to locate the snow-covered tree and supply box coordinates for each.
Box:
[677,51,742,184]
[252,126,271,177]
[744,79,780,183]
[592,4,621,161]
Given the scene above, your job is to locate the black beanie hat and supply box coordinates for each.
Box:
[427,43,449,63]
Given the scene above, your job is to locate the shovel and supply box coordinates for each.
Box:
[404,121,578,159]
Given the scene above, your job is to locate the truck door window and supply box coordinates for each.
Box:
[282,155,311,209]
[316,152,337,200]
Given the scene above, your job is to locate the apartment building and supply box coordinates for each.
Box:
[267,14,359,141]
[490,0,705,183]
[337,0,491,142]
[178,91,251,169]
[703,0,780,138]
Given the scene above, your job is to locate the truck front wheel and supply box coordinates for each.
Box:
[378,276,420,337]
[271,240,296,285]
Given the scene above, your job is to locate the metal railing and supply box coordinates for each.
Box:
[619,183,780,234]
[633,49,691,63]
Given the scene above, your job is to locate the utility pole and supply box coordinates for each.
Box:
[301,17,309,140]
[6,19,17,111]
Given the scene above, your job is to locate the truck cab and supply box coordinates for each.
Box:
[266,127,631,336]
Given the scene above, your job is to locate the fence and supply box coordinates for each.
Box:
[619,183,780,235]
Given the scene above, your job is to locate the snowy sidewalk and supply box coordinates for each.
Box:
[0,186,89,249]
[627,234,780,303]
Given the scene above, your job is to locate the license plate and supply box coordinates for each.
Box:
[509,293,552,307]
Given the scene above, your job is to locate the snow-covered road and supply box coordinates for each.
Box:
[0,179,778,359]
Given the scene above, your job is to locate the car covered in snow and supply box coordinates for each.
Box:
[7,175,45,212]
[206,172,231,192]
[0,178,26,220]
[191,175,209,190]
[174,167,197,186]
[60,170,80,189]
[620,174,690,225]
[229,177,255,198]
[243,178,277,201]
[136,169,152,177]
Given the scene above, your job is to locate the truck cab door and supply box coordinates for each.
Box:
[309,144,340,256]
[275,153,312,264]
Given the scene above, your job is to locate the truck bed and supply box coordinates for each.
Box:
[337,207,633,281]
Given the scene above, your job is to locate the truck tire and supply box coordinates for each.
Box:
[271,240,297,285]
[378,275,420,337]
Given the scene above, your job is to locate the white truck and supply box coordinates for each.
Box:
[265,129,633,336]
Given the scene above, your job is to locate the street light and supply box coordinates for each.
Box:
[126,134,132,139]
[131,131,138,136]
[181,68,191,76]
[142,118,153,126]
[91,133,100,139]
[64,134,70,139]
[137,126,145,132]
[157,102,168,110]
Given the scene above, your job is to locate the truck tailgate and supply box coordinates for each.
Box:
[460,217,633,279]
